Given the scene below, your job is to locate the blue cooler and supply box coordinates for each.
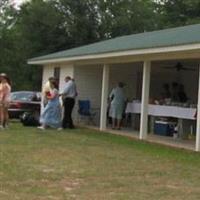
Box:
[154,121,175,136]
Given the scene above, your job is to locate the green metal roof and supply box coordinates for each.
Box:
[29,23,200,63]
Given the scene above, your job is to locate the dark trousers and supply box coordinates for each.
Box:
[62,98,75,128]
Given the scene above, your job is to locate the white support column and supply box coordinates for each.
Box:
[100,64,110,131]
[139,61,151,139]
[195,63,200,151]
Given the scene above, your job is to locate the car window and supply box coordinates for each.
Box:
[32,94,41,102]
[11,92,38,101]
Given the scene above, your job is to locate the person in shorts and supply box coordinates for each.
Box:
[0,73,11,129]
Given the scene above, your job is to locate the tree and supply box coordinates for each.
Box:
[158,0,200,27]
[97,0,160,38]
[17,0,69,56]
[55,0,102,47]
[0,0,21,89]
[0,0,70,90]
[1,0,200,90]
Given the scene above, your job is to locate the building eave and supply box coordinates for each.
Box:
[28,43,200,65]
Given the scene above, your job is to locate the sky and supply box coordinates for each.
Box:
[13,0,25,4]
[12,0,27,7]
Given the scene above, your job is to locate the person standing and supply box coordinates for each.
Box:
[109,82,126,130]
[61,76,77,129]
[38,80,62,130]
[0,73,11,129]
[42,77,56,107]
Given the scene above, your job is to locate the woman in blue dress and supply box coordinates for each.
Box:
[38,81,62,130]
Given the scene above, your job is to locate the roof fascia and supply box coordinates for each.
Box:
[28,43,200,65]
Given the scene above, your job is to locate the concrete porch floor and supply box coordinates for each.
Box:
[84,125,195,151]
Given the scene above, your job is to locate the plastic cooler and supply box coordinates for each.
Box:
[154,121,175,136]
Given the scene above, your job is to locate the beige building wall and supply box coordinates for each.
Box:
[42,65,55,90]
[59,63,74,91]
[74,65,103,124]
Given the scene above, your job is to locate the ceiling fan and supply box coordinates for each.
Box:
[163,62,196,71]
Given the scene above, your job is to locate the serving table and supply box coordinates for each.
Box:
[125,101,196,138]
[125,102,196,120]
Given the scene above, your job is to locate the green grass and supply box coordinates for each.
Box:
[0,123,200,200]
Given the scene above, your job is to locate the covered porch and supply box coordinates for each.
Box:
[28,24,200,151]
[73,55,199,151]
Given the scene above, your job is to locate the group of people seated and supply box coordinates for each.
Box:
[161,82,188,103]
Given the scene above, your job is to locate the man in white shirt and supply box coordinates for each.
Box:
[61,76,77,129]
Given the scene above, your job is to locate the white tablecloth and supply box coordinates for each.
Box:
[125,102,196,120]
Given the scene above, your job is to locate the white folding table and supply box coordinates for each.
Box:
[125,102,196,120]
[125,102,196,137]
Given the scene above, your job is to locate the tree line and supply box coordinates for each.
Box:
[1,0,200,90]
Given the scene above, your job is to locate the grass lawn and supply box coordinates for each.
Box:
[0,123,200,200]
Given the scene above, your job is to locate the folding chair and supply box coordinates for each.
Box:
[78,100,96,125]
